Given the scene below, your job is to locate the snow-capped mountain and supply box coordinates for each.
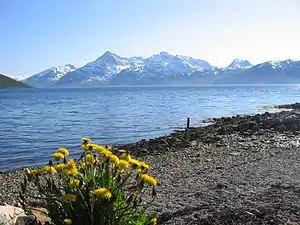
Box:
[143,52,212,75]
[108,52,213,85]
[215,59,300,84]
[187,59,253,83]
[24,64,76,87]
[23,52,300,87]
[55,51,212,86]
[227,59,252,69]
[56,51,145,86]
[255,59,296,71]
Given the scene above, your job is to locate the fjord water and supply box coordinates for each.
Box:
[1,85,300,171]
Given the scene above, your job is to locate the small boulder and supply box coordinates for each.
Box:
[0,205,26,225]
[31,208,51,224]
[15,215,36,225]
[140,148,149,154]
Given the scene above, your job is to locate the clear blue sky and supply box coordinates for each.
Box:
[1,0,300,76]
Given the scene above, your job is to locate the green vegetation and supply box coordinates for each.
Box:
[21,138,157,225]
[0,74,31,88]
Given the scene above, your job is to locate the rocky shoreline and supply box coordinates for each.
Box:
[2,104,300,224]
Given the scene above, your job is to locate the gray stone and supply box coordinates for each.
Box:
[229,152,240,156]
[15,215,36,225]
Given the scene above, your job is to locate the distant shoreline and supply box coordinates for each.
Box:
[4,83,300,89]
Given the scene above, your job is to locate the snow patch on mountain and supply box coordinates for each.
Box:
[24,64,77,87]
[119,52,212,79]
[256,59,296,71]
[143,52,211,75]
[227,59,252,69]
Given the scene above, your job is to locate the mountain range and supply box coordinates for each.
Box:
[19,52,300,87]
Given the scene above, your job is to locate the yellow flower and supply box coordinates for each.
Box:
[51,152,65,160]
[100,149,113,157]
[55,163,65,172]
[94,145,107,153]
[30,169,42,175]
[140,162,150,169]
[89,143,99,150]
[59,194,76,201]
[140,174,157,186]
[91,188,112,199]
[24,168,31,174]
[109,154,119,165]
[43,166,57,173]
[121,154,131,161]
[129,158,142,167]
[57,148,69,157]
[118,149,127,153]
[118,160,129,170]
[82,144,94,152]
[85,154,95,163]
[80,144,87,151]
[150,218,157,225]
[85,153,93,160]
[69,179,80,188]
[64,160,78,176]
[136,168,142,174]
[81,137,91,143]
[80,143,97,151]
[64,219,72,224]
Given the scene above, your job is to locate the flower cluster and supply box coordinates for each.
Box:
[21,138,158,225]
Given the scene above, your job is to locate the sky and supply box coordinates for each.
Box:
[1,0,300,76]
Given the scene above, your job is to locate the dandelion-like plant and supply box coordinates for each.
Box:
[20,139,157,225]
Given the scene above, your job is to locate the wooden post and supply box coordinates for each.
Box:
[186,117,190,129]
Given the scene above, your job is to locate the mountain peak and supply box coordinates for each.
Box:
[149,52,172,58]
[159,51,170,55]
[94,51,122,63]
[55,64,77,73]
[64,64,77,69]
[88,51,121,67]
[228,59,252,69]
[102,51,115,57]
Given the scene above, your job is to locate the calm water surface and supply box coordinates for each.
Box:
[1,85,300,170]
